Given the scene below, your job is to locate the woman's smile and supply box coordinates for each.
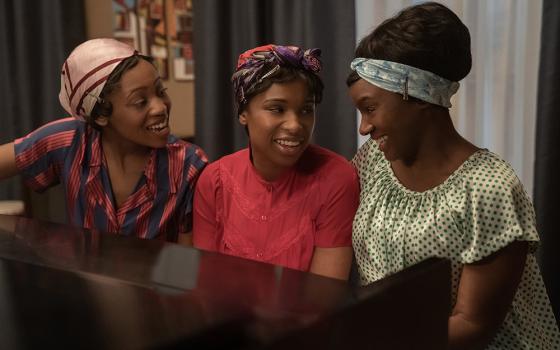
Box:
[145,117,170,136]
[273,136,304,154]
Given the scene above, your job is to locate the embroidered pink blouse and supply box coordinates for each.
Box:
[193,145,359,271]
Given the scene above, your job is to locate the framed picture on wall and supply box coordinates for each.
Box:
[170,0,194,81]
[137,0,169,79]
[112,0,169,80]
[112,0,140,49]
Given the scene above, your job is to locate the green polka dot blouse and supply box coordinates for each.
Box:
[352,138,560,349]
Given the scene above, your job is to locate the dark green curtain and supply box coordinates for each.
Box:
[0,0,86,199]
[535,0,560,324]
[192,0,356,161]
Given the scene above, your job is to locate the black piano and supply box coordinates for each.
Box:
[0,215,450,349]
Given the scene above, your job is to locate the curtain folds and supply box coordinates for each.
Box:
[535,0,560,324]
[450,0,541,198]
[0,0,86,199]
[192,0,357,161]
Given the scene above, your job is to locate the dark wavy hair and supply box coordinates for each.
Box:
[347,2,471,86]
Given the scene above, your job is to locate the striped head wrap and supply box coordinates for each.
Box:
[231,44,322,114]
[59,38,137,120]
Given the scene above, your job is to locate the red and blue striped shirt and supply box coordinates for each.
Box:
[14,118,208,241]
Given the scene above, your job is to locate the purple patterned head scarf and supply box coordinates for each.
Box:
[231,44,322,115]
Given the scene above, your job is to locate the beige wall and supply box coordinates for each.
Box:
[85,0,195,138]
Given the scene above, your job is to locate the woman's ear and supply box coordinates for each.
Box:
[94,115,109,127]
[92,100,112,127]
[238,111,248,125]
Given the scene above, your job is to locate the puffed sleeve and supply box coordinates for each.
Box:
[14,118,80,192]
[458,155,539,264]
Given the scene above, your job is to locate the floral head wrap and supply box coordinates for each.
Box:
[350,58,459,108]
[231,44,322,114]
[59,38,137,120]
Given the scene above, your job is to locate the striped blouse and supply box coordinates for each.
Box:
[14,118,207,241]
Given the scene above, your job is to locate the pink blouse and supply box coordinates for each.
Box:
[193,145,359,271]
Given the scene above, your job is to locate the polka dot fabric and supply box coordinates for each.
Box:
[352,138,560,349]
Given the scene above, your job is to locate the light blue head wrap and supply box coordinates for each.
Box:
[350,58,459,108]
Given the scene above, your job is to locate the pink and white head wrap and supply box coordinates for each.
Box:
[59,38,137,120]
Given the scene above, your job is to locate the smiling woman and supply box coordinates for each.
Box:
[238,79,316,181]
[0,38,208,242]
[95,58,172,150]
[347,2,560,349]
[192,45,360,281]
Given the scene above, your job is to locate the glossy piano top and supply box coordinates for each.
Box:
[0,214,450,349]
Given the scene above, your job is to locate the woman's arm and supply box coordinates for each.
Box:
[0,142,18,180]
[309,246,353,280]
[448,240,528,350]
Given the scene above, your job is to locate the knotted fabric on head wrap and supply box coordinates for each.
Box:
[59,38,137,120]
[231,44,322,114]
[350,58,459,108]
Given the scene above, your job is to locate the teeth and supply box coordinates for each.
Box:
[147,121,168,131]
[276,139,301,147]
[376,135,388,145]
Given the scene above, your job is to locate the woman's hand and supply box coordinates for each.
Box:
[448,240,528,350]
[309,246,353,281]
